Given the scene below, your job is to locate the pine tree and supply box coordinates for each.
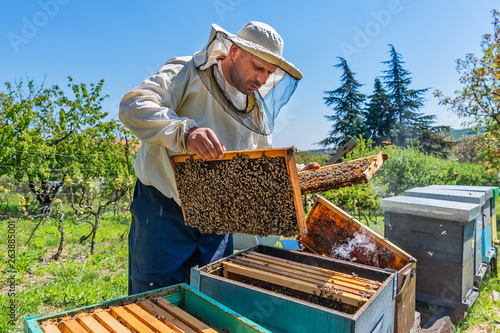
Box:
[382,44,428,146]
[365,78,391,146]
[320,57,367,148]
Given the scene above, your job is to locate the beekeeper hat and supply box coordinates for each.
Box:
[211,21,303,80]
[193,21,302,135]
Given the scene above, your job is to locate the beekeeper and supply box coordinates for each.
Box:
[120,21,319,295]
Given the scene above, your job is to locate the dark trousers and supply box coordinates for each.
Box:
[128,180,233,295]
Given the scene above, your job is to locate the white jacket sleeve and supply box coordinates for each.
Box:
[119,59,197,153]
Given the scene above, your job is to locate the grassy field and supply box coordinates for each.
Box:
[1,198,499,332]
[0,211,129,332]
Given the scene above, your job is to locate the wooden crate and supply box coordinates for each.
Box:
[298,195,416,333]
[24,284,271,333]
[191,245,396,333]
[171,147,306,237]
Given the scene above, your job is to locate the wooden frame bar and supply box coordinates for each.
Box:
[75,313,109,333]
[152,298,218,333]
[41,321,62,333]
[232,255,379,293]
[92,309,131,333]
[223,261,369,307]
[137,299,192,333]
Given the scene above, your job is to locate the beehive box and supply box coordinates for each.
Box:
[24,283,271,333]
[299,195,416,333]
[380,195,481,311]
[191,245,396,333]
[171,147,306,237]
[298,152,388,194]
[405,186,490,284]
[425,185,499,246]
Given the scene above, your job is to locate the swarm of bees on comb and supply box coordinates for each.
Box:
[173,152,300,236]
[298,157,373,194]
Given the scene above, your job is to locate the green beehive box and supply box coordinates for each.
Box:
[24,283,271,333]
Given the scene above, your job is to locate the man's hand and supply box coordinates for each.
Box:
[185,127,226,160]
[301,162,321,171]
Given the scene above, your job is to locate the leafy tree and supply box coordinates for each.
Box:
[435,9,500,172]
[0,77,137,256]
[320,57,367,148]
[365,78,392,146]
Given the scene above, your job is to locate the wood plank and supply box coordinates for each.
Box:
[75,313,109,333]
[124,303,177,333]
[137,299,193,333]
[238,252,378,290]
[109,305,155,333]
[41,321,63,333]
[226,259,373,298]
[223,261,369,307]
[242,251,377,285]
[152,297,218,333]
[285,147,307,236]
[58,317,88,333]
[171,147,293,163]
[229,257,375,294]
[93,309,131,333]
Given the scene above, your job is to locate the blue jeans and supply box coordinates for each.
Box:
[128,180,233,295]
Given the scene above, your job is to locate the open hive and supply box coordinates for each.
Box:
[221,250,380,313]
[193,245,397,333]
[298,152,388,194]
[171,147,305,236]
[299,195,417,333]
[25,284,270,333]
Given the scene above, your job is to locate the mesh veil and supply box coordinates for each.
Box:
[193,27,300,135]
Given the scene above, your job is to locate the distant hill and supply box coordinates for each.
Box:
[449,128,484,141]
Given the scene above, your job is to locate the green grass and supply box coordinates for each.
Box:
[454,196,500,332]
[0,212,129,332]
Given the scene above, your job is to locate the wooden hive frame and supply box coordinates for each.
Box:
[298,152,388,194]
[222,251,380,309]
[299,194,413,271]
[171,147,306,236]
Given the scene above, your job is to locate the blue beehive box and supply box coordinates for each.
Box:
[192,245,397,333]
[24,283,271,333]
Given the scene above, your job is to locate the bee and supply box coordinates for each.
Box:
[427,251,434,257]
[441,231,447,235]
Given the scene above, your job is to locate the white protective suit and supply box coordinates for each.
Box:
[119,56,272,205]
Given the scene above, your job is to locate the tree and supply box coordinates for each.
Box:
[0,77,137,256]
[365,78,392,146]
[320,57,367,148]
[435,9,500,172]
[382,44,429,146]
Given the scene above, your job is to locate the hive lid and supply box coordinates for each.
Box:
[425,185,498,200]
[299,194,415,271]
[380,195,481,222]
[405,187,486,206]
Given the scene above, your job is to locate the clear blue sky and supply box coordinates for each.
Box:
[1,0,498,150]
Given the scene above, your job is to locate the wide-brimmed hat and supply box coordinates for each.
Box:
[211,21,303,80]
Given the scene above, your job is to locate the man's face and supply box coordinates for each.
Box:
[228,47,278,95]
